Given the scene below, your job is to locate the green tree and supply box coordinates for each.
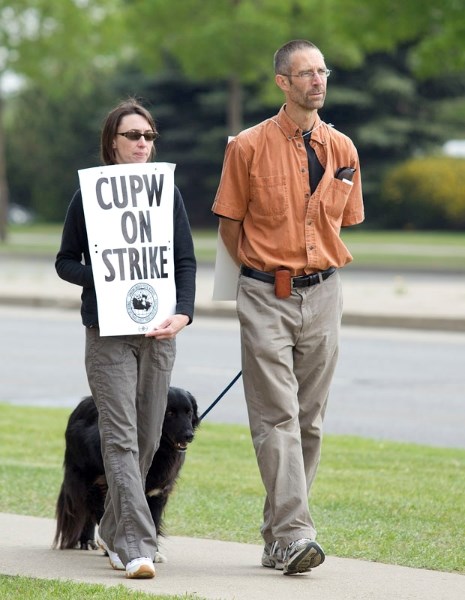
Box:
[122,0,465,136]
[5,1,465,229]
[0,0,123,239]
[324,45,465,226]
[7,51,465,228]
[5,75,118,222]
[5,62,269,226]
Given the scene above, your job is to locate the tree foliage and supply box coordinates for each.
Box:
[3,0,465,233]
[6,51,465,229]
[121,0,383,75]
[323,45,465,225]
[0,0,122,89]
[5,75,117,222]
[122,0,465,99]
[0,0,124,239]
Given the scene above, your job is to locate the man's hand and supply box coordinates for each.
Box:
[145,314,190,340]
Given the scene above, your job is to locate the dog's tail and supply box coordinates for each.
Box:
[53,473,92,550]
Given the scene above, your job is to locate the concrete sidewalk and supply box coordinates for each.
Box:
[0,513,463,600]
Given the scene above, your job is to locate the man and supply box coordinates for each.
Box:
[212,40,364,576]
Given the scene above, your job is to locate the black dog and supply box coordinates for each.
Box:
[53,387,200,553]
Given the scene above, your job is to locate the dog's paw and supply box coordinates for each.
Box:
[78,540,98,550]
[155,550,167,563]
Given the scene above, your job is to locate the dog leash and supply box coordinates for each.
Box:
[199,370,242,421]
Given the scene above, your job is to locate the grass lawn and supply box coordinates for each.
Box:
[0,577,200,600]
[0,403,463,576]
[1,224,465,271]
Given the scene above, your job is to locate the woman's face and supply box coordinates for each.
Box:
[112,114,154,164]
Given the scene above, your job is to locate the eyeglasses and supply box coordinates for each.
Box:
[117,130,158,142]
[283,69,331,80]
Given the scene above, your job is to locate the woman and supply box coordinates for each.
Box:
[56,98,196,579]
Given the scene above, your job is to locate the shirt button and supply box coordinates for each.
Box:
[301,168,306,172]
[308,245,314,251]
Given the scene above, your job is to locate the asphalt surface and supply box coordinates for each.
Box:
[1,255,464,598]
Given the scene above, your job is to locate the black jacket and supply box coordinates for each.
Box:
[56,186,196,327]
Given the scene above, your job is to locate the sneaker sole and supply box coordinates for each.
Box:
[283,542,325,575]
[126,565,155,579]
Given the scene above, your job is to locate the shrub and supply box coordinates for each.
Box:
[381,156,465,229]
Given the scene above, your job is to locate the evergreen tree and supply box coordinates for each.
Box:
[323,46,465,226]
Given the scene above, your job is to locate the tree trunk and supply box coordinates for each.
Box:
[0,95,9,242]
[227,74,243,135]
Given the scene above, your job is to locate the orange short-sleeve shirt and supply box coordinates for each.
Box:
[212,105,364,275]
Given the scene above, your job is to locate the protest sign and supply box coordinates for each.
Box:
[78,162,176,336]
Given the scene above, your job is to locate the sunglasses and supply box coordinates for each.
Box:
[117,130,158,142]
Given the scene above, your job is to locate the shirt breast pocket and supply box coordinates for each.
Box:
[325,178,352,220]
[250,175,288,217]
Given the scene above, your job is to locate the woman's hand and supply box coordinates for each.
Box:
[145,314,190,340]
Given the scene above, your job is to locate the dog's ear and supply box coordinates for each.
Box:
[187,392,200,429]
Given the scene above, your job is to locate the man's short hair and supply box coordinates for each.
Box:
[274,40,321,75]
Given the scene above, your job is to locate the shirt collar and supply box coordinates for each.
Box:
[274,104,326,144]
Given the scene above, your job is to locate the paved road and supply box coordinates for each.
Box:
[1,307,464,448]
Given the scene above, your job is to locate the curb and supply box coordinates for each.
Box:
[1,294,464,333]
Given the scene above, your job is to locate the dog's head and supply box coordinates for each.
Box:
[162,387,200,453]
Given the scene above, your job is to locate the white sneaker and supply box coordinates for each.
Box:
[261,541,284,570]
[95,531,125,571]
[125,557,156,579]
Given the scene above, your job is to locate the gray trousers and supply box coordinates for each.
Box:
[236,271,342,548]
[85,328,175,566]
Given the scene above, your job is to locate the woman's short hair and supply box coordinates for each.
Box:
[100,98,158,165]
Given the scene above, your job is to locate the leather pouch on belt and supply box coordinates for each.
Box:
[275,268,291,299]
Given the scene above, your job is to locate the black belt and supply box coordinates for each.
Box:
[240,266,336,288]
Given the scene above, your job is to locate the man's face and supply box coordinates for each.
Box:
[281,48,328,112]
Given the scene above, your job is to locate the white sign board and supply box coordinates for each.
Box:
[79,162,176,336]
[212,135,240,302]
[212,233,239,301]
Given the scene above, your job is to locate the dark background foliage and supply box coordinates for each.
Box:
[5,49,465,229]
